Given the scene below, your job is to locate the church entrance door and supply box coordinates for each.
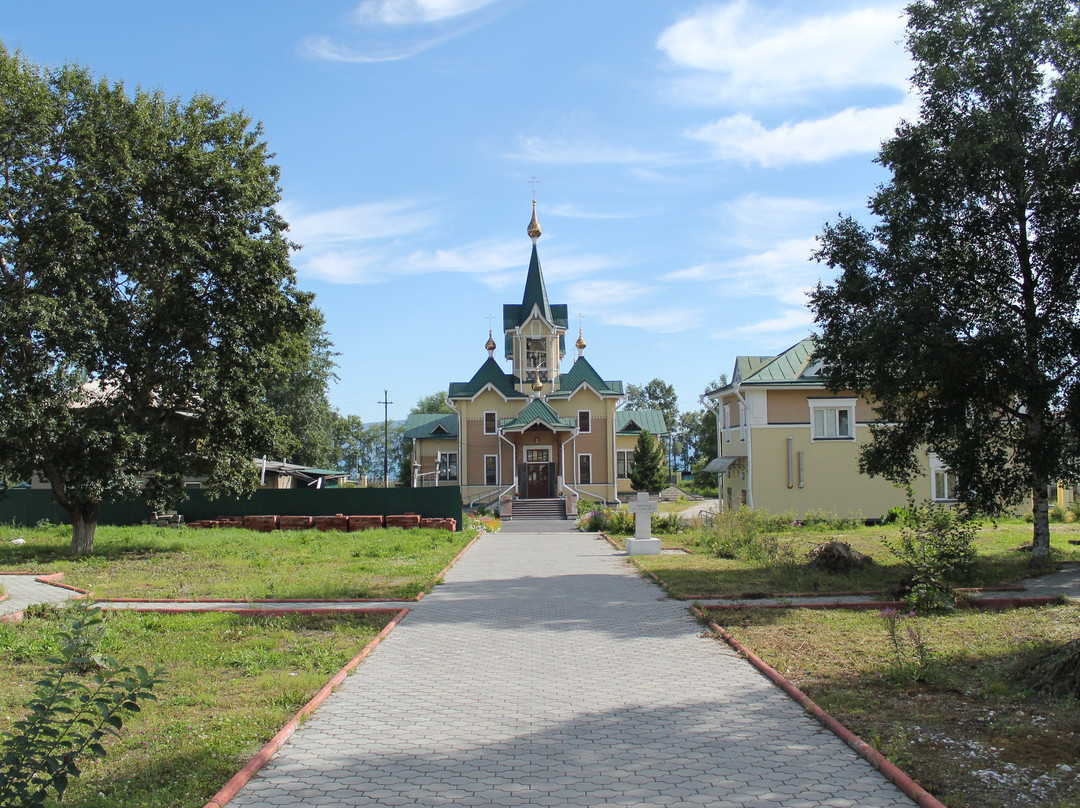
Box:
[526,463,549,499]
[524,447,552,499]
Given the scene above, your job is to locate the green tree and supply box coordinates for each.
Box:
[412,390,454,414]
[810,0,1080,562]
[0,48,315,555]
[624,378,678,481]
[264,313,338,468]
[629,430,667,494]
[623,379,678,438]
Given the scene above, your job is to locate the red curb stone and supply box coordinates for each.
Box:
[692,606,948,808]
[202,607,410,808]
[278,516,314,530]
[347,515,384,531]
[104,596,422,604]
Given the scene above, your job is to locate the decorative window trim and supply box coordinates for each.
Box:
[808,398,856,442]
[578,410,591,433]
[484,454,498,486]
[616,450,634,479]
[722,404,731,443]
[483,411,497,435]
[738,402,747,443]
[578,453,592,485]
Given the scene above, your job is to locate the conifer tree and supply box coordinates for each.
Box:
[630,430,667,494]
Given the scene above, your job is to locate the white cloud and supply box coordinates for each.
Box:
[716,193,837,249]
[735,308,816,335]
[282,199,436,245]
[297,34,441,62]
[565,279,654,307]
[602,308,706,334]
[657,1,910,105]
[687,100,917,167]
[546,203,643,220]
[510,135,670,166]
[665,237,820,308]
[353,0,500,25]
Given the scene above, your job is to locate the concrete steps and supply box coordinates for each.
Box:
[508,498,567,520]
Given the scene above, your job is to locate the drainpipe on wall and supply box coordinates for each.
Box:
[499,429,517,499]
[733,382,753,510]
[700,393,723,512]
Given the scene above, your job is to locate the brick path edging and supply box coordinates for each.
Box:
[692,606,948,808]
[202,607,410,808]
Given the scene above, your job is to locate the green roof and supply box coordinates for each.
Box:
[500,398,576,432]
[616,409,669,436]
[714,338,822,396]
[548,356,623,398]
[503,246,569,332]
[448,357,526,400]
[403,413,458,439]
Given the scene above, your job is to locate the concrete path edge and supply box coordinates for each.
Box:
[692,606,948,808]
[202,607,410,808]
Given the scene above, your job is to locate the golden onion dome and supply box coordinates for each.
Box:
[527,200,542,242]
[485,330,496,352]
[575,328,586,351]
[532,375,543,392]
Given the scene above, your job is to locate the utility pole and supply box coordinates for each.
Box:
[378,389,393,487]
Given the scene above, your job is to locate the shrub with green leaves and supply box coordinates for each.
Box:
[0,604,164,807]
[885,501,978,612]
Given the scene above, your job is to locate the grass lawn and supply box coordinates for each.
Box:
[628,519,1080,598]
[0,523,477,600]
[0,607,392,808]
[709,603,1080,808]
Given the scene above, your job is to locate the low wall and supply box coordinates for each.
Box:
[0,486,464,531]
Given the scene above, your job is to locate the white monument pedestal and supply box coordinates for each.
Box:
[626,492,662,555]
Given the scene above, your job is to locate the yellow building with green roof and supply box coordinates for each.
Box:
[404,204,667,518]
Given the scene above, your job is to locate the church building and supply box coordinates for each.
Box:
[404,204,668,518]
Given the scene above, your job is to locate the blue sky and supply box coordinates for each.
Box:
[5,0,916,425]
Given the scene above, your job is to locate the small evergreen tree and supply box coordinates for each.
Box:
[630,430,666,493]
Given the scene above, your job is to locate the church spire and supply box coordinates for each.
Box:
[520,203,552,323]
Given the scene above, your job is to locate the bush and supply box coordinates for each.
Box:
[885,500,978,613]
[651,512,685,535]
[703,507,795,567]
[0,603,164,807]
[1050,505,1067,523]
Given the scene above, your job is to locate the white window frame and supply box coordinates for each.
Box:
[617,450,633,479]
[484,454,498,486]
[578,453,592,485]
[929,453,957,502]
[438,452,458,482]
[578,410,591,433]
[738,402,747,443]
[808,398,856,442]
[483,411,497,435]
[722,404,731,443]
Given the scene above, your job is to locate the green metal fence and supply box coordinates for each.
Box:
[0,486,464,530]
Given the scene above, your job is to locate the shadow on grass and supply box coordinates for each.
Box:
[0,539,185,568]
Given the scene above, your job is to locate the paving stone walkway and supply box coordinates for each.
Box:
[0,573,81,616]
[227,529,916,808]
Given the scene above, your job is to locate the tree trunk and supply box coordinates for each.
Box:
[67,502,101,557]
[1030,482,1051,565]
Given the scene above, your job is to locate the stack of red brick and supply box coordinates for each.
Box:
[186,512,455,532]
